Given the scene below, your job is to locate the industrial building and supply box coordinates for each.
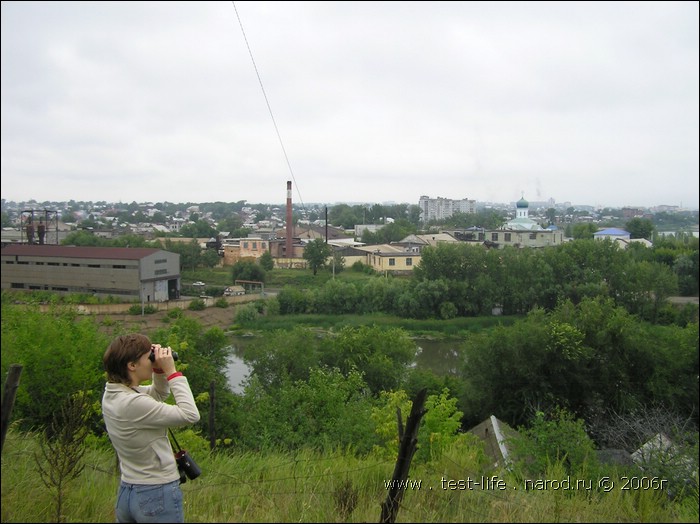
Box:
[0,244,181,303]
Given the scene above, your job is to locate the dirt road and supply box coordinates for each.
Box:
[91,305,239,338]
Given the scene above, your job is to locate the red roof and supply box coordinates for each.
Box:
[1,244,165,260]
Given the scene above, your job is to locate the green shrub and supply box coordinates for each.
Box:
[440,301,457,319]
[167,308,184,319]
[351,261,375,274]
[188,299,206,311]
[127,304,157,315]
[509,408,599,479]
[263,297,280,316]
[235,304,259,323]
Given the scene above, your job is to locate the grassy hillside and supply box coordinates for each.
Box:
[182,265,396,289]
[2,430,697,523]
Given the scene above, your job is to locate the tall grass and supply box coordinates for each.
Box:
[2,430,697,523]
[235,312,519,338]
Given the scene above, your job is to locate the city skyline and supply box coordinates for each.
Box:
[2,192,697,213]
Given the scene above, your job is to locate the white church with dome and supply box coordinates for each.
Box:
[503,195,544,231]
[481,194,564,248]
[441,194,565,249]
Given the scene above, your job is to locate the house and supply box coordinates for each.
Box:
[154,237,212,250]
[1,244,180,302]
[355,244,420,274]
[614,237,653,250]
[593,228,631,242]
[631,433,697,488]
[631,433,673,466]
[485,228,565,249]
[395,232,460,253]
[239,237,269,259]
[332,245,370,268]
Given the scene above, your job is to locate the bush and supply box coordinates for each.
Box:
[167,308,184,319]
[509,408,599,479]
[263,297,280,316]
[440,301,458,319]
[351,261,375,274]
[188,299,206,311]
[215,298,229,308]
[127,304,157,315]
[235,304,259,323]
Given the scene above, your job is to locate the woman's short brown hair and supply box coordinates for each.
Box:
[103,334,152,384]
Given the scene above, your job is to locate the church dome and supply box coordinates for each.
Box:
[516,197,529,208]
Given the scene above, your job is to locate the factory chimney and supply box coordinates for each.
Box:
[286,181,293,258]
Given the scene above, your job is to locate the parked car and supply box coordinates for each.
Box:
[192,281,206,286]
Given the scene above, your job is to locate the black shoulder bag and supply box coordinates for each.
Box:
[169,429,202,484]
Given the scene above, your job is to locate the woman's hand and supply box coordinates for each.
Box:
[151,344,177,376]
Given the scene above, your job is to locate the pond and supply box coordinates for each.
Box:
[224,335,463,394]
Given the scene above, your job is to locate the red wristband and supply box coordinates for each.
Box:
[167,372,183,381]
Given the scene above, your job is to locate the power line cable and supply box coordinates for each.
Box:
[232,1,307,214]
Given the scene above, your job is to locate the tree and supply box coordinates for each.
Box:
[151,211,167,224]
[35,392,92,523]
[201,248,221,268]
[626,217,654,239]
[303,238,332,275]
[164,238,201,270]
[217,215,244,233]
[61,230,103,246]
[372,388,468,464]
[331,250,345,274]
[179,219,216,238]
[0,305,108,433]
[322,325,416,394]
[438,209,506,230]
[60,211,77,223]
[236,367,376,453]
[243,325,326,389]
[259,251,274,271]
[674,251,699,296]
[571,223,598,239]
[231,260,266,283]
[545,208,557,225]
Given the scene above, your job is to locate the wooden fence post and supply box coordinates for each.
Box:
[209,380,216,450]
[380,387,428,524]
[1,364,23,454]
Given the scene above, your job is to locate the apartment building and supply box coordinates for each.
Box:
[419,195,476,223]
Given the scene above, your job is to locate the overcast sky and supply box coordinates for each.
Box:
[1,1,698,209]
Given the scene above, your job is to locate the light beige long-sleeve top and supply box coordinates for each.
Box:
[102,373,200,484]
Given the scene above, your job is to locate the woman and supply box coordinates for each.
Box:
[102,333,200,523]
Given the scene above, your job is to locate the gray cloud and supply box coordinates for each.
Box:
[1,0,698,208]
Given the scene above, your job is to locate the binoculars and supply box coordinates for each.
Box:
[148,348,179,362]
[175,450,202,483]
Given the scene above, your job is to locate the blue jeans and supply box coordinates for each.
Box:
[115,479,183,523]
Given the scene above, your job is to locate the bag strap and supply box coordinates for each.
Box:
[169,428,183,452]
